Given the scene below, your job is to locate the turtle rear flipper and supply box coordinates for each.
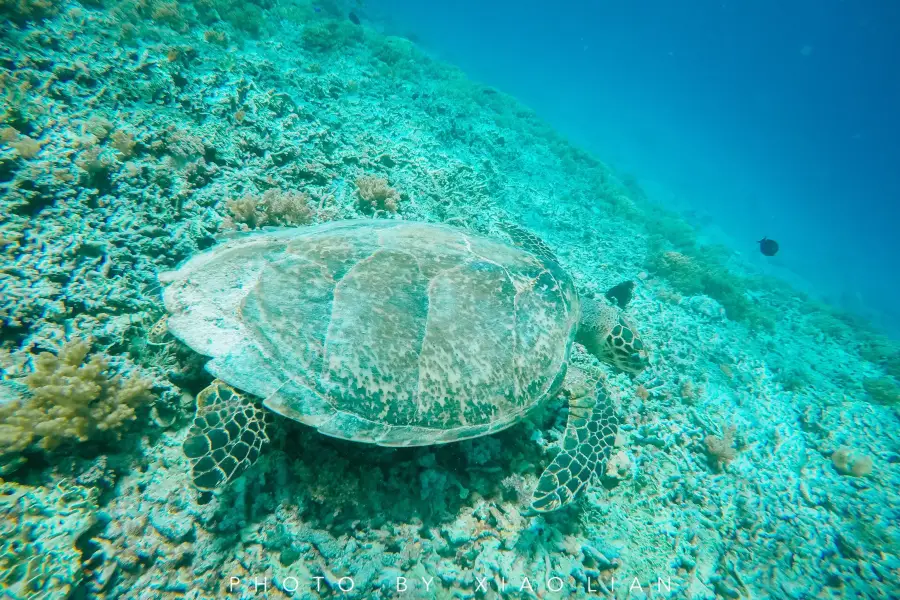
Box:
[530,385,619,512]
[182,381,271,491]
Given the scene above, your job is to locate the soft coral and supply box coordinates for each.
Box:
[0,340,152,455]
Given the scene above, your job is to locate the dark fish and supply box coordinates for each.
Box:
[758,237,779,256]
[349,11,360,24]
[605,280,635,308]
[483,88,497,95]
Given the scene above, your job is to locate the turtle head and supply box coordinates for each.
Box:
[577,295,649,375]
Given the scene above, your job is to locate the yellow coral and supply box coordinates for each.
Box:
[0,340,152,454]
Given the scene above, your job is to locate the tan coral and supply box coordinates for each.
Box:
[8,135,44,158]
[0,340,153,455]
[111,130,136,157]
[704,424,737,469]
[831,447,873,477]
[355,175,399,213]
[224,189,313,230]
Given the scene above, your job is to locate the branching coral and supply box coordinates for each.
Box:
[111,130,137,157]
[224,189,313,229]
[859,336,900,379]
[150,0,184,27]
[7,135,44,159]
[355,175,400,213]
[0,340,153,454]
[888,355,900,380]
[297,16,364,52]
[301,21,343,52]
[222,0,266,36]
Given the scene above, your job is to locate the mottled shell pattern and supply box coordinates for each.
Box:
[160,220,580,446]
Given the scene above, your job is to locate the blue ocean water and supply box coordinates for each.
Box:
[372,0,900,337]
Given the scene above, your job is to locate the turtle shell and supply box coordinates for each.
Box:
[160,220,579,446]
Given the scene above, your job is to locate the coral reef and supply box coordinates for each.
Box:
[0,0,58,24]
[862,376,900,406]
[0,479,98,599]
[0,1,897,599]
[648,246,775,329]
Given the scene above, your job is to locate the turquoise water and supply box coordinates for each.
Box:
[376,0,900,338]
[1,1,898,598]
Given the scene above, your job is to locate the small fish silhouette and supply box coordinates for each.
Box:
[349,11,360,24]
[758,237,779,256]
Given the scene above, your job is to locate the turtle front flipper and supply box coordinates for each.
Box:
[530,385,619,512]
[182,381,271,492]
[496,222,561,268]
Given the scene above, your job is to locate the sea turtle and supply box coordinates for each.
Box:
[159,219,648,512]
